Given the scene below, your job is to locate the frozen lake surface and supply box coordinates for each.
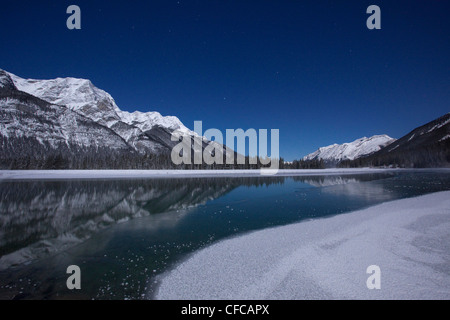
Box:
[0,169,449,299]
[0,168,428,180]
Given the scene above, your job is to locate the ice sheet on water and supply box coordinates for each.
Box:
[0,168,424,180]
[155,191,450,300]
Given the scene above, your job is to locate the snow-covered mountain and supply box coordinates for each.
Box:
[303,135,396,165]
[342,113,450,168]
[0,68,236,169]
[0,69,131,152]
[6,70,194,154]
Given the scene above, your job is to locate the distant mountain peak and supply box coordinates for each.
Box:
[303,134,396,165]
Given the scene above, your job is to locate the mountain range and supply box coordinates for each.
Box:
[0,69,226,169]
[1,69,194,152]
[339,113,450,168]
[1,68,449,169]
[302,113,449,168]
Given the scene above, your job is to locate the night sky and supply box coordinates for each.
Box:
[1,0,449,160]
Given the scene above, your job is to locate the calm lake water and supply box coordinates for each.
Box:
[1,170,450,299]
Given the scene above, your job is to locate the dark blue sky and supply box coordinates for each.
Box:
[1,0,449,160]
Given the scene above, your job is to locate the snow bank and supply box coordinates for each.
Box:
[0,168,436,180]
[155,191,450,300]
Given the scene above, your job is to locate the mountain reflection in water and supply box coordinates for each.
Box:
[0,177,285,269]
[2,171,448,300]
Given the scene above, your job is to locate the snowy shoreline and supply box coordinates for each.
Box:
[1,168,449,180]
[155,191,450,300]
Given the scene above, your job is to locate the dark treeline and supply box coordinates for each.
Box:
[283,158,325,169]
[0,135,293,170]
[8,133,449,170]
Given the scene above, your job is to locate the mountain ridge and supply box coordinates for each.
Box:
[1,68,448,169]
[0,68,236,169]
[339,113,450,168]
[303,134,396,166]
[6,70,194,154]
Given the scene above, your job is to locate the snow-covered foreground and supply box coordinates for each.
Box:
[1,168,445,180]
[155,191,450,300]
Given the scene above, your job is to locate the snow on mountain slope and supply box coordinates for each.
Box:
[9,73,121,120]
[377,113,450,156]
[352,113,450,167]
[0,71,131,151]
[303,135,396,163]
[6,70,195,152]
[118,110,193,135]
[0,70,16,90]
